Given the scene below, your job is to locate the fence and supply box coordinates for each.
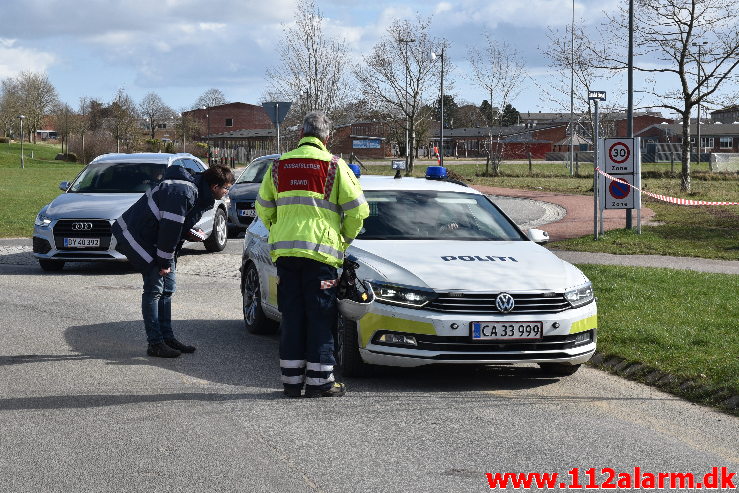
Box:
[209,140,276,167]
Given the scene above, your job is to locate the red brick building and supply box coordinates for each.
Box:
[331,122,391,159]
[183,102,273,138]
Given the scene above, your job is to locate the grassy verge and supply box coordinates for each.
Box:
[582,264,739,413]
[0,142,83,237]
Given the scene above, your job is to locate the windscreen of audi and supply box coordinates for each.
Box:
[242,176,597,376]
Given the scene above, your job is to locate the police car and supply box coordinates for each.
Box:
[240,167,597,377]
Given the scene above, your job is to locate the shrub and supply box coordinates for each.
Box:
[145,138,161,152]
[0,137,9,144]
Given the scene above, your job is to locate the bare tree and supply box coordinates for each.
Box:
[264,0,351,120]
[542,20,635,176]
[13,71,59,143]
[51,102,75,155]
[174,107,205,153]
[0,78,21,139]
[467,35,527,175]
[193,88,228,110]
[468,35,526,123]
[353,15,449,173]
[599,0,739,191]
[140,92,174,139]
[108,88,140,152]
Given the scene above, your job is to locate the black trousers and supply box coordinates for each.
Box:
[276,256,338,390]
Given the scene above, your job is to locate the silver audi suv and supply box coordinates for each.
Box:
[32,152,229,271]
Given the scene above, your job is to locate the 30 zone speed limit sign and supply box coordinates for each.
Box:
[604,138,635,173]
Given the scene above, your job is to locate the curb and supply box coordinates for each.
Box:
[587,351,739,416]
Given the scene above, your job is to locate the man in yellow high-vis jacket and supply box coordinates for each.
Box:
[256,110,369,398]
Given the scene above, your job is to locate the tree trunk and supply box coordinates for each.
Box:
[680,111,691,192]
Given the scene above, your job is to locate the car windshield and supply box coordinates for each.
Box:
[237,159,272,183]
[69,162,167,193]
[357,190,526,241]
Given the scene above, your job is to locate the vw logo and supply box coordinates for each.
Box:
[495,293,515,313]
[72,222,93,231]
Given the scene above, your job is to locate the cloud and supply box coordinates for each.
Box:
[0,39,57,79]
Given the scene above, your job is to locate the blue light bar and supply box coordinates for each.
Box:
[425,166,447,180]
[348,164,361,177]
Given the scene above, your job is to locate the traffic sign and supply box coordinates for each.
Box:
[601,175,635,209]
[588,90,606,101]
[604,138,635,173]
[262,102,292,125]
[609,180,630,200]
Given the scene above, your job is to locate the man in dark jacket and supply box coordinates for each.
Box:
[113,164,234,358]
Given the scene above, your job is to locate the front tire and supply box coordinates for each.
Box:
[538,362,581,377]
[335,314,373,377]
[204,208,228,252]
[242,263,277,334]
[39,259,64,271]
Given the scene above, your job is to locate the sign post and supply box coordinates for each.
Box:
[588,91,606,240]
[600,137,642,233]
[262,102,292,155]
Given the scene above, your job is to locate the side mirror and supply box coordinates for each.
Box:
[527,228,549,244]
[59,181,70,191]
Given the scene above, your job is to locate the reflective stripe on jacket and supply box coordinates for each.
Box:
[255,136,369,267]
[112,165,214,272]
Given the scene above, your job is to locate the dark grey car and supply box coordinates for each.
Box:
[226,154,278,237]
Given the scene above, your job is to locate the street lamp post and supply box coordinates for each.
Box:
[201,106,210,164]
[18,115,25,169]
[399,37,415,170]
[180,113,186,153]
[431,46,445,167]
[692,41,708,169]
[569,0,575,176]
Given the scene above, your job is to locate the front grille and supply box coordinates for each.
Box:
[236,201,255,225]
[427,292,571,314]
[33,237,51,254]
[53,219,112,250]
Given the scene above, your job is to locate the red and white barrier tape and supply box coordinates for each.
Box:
[595,168,739,206]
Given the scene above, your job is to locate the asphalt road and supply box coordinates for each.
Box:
[1,245,737,492]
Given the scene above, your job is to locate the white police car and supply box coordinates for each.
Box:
[240,168,596,377]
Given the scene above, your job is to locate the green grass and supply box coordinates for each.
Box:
[583,264,739,410]
[0,142,84,237]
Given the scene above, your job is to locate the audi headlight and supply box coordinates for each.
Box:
[368,281,437,308]
[565,282,594,308]
[35,213,52,228]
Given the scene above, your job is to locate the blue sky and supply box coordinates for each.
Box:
[2,0,677,115]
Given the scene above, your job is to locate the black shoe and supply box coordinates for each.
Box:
[305,382,346,398]
[283,387,303,398]
[147,342,181,358]
[164,338,196,353]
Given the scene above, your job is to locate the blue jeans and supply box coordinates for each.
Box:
[141,259,177,344]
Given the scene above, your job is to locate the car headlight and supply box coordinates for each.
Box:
[35,213,52,228]
[565,282,594,308]
[367,281,437,308]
